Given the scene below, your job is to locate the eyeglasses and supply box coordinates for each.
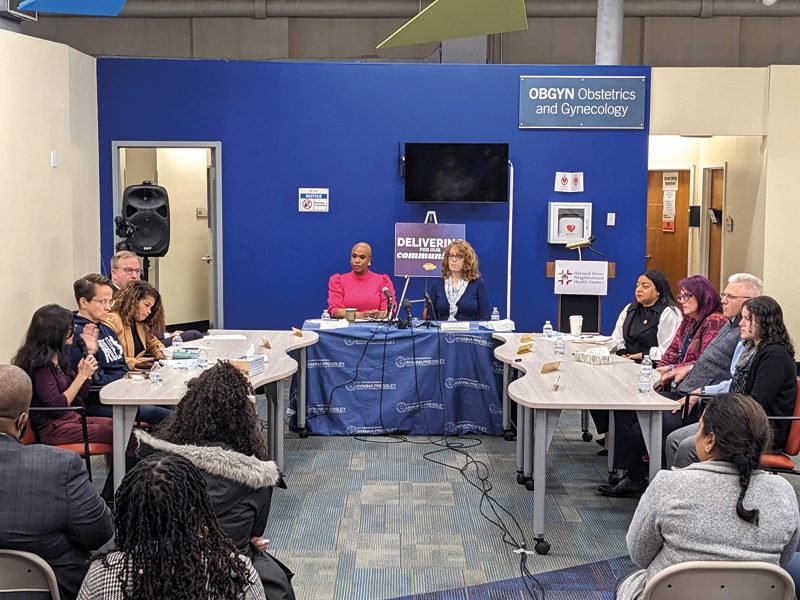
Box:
[720,293,753,302]
[448,253,465,260]
[676,292,694,302]
[121,267,142,275]
[91,299,113,307]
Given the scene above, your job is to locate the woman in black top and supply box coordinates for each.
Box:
[609,270,682,361]
[733,296,796,450]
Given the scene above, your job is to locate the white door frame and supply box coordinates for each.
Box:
[700,162,727,283]
[111,141,224,328]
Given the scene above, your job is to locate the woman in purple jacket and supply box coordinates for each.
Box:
[12,304,113,447]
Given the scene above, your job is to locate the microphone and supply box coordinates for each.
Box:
[75,334,100,383]
[402,298,413,328]
[381,287,395,320]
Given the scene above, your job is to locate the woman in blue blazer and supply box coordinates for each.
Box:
[428,240,491,321]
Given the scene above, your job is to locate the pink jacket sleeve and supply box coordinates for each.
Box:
[327,274,345,314]
[381,275,397,311]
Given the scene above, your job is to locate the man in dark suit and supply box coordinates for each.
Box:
[0,364,114,600]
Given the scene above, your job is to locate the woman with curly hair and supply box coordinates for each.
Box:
[667,295,797,468]
[105,280,166,370]
[428,239,490,321]
[615,395,799,600]
[136,362,295,600]
[78,453,265,600]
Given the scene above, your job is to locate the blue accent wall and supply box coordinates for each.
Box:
[97,59,650,333]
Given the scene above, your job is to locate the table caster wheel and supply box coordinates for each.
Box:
[503,430,516,441]
[534,540,550,555]
[582,431,593,442]
[524,479,535,491]
[516,472,525,485]
[298,427,310,439]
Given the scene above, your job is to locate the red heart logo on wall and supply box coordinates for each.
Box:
[566,224,576,232]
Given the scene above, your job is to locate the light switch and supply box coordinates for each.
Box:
[607,212,616,226]
[50,151,58,168]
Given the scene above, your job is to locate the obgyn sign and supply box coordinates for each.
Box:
[529,87,575,100]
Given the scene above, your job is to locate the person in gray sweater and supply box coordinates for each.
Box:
[616,394,800,600]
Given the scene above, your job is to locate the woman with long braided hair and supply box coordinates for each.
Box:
[78,453,265,599]
[614,394,800,600]
[136,361,295,600]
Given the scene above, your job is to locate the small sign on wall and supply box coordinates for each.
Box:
[662,190,676,232]
[298,188,329,212]
[554,260,608,295]
[662,172,679,191]
[554,171,584,193]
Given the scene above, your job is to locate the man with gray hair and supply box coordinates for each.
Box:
[662,273,763,467]
[0,364,113,600]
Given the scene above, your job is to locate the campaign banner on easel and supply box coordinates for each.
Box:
[394,222,465,277]
[554,260,608,295]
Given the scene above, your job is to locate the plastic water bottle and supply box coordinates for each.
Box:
[542,320,554,339]
[172,332,184,350]
[321,308,331,320]
[554,336,566,356]
[149,361,163,384]
[637,371,651,395]
[197,348,208,368]
[640,353,653,378]
[491,307,500,321]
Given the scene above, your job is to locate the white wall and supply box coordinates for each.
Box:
[0,30,99,362]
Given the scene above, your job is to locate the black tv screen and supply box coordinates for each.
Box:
[404,143,509,203]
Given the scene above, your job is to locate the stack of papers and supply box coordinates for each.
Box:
[320,319,350,330]
[160,359,198,370]
[229,355,267,378]
[480,319,515,332]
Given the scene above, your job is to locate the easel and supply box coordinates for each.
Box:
[395,210,439,319]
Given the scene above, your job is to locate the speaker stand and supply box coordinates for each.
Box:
[142,257,151,282]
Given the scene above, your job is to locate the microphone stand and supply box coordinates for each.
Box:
[422,295,439,329]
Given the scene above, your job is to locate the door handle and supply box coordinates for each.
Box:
[201,255,212,264]
[645,254,652,262]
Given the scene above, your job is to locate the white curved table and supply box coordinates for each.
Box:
[493,332,677,554]
[101,329,318,490]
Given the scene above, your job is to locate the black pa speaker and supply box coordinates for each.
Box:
[121,183,170,257]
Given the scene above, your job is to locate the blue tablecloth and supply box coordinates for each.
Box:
[293,320,505,436]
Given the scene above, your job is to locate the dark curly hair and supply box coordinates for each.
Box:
[111,280,166,336]
[12,304,76,378]
[742,296,794,357]
[155,362,268,460]
[700,394,773,525]
[106,453,257,600]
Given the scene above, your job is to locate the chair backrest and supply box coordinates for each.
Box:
[642,560,795,600]
[0,549,60,600]
[19,421,39,445]
[780,377,800,456]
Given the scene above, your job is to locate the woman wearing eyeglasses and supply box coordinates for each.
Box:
[11,304,112,449]
[327,242,396,319]
[105,280,166,370]
[428,240,490,322]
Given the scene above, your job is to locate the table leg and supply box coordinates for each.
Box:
[502,364,510,430]
[112,405,137,491]
[608,410,615,472]
[636,410,663,481]
[523,407,533,486]
[297,347,308,433]
[272,381,284,471]
[532,408,551,555]
[515,401,525,483]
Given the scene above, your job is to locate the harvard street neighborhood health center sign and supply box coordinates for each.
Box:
[519,76,646,129]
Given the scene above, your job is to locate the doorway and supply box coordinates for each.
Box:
[645,168,693,294]
[111,142,223,329]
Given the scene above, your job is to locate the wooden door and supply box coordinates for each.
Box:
[645,170,691,295]
[707,169,724,291]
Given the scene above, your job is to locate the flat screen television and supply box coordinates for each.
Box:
[404,143,509,203]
